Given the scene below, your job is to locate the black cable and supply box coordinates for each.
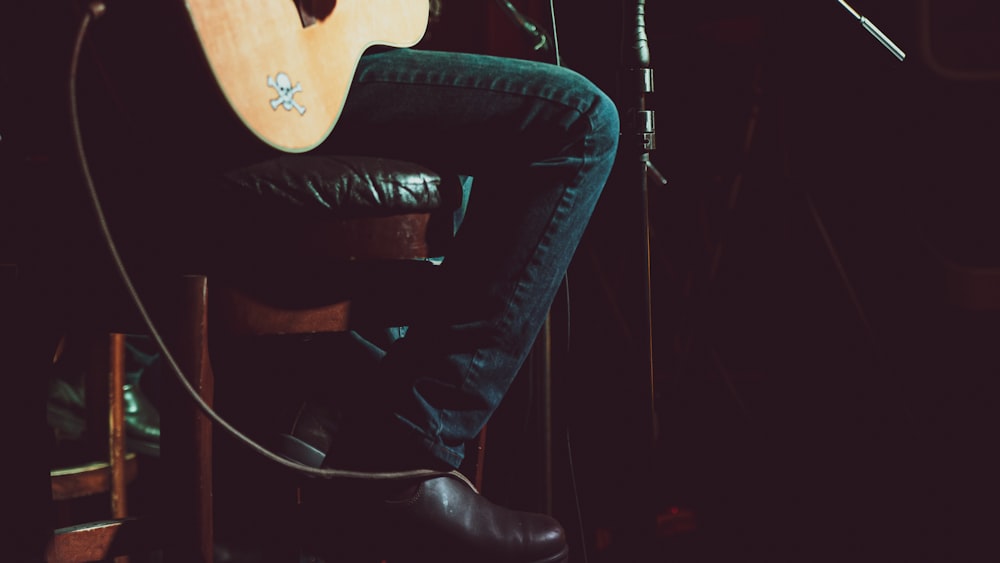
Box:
[69,0,447,483]
[566,427,589,563]
[549,0,562,66]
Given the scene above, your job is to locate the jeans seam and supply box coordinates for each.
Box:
[431,108,602,460]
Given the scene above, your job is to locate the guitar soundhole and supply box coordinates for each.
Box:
[295,0,336,28]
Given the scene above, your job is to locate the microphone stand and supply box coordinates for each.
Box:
[604,1,905,559]
[612,0,907,444]
[615,0,664,559]
[493,0,553,56]
[837,0,906,62]
[623,0,661,447]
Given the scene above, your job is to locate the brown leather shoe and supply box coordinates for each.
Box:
[303,470,568,563]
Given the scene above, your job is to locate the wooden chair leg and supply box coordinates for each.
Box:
[108,333,130,563]
[108,333,128,522]
[160,274,214,563]
[46,332,141,562]
[473,427,488,492]
[80,331,129,521]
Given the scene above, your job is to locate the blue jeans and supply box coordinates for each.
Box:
[318,49,620,469]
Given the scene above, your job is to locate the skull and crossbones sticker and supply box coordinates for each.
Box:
[267,72,306,115]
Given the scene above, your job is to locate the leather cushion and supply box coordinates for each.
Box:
[222,155,457,218]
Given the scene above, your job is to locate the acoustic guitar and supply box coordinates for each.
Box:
[184,0,430,153]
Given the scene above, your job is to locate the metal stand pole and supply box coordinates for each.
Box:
[615,0,665,559]
[624,0,661,445]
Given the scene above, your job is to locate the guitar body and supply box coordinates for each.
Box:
[184,0,430,153]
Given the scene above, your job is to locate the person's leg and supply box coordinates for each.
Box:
[299,49,618,563]
[320,48,620,470]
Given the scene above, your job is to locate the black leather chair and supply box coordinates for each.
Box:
[142,153,466,562]
[20,153,467,562]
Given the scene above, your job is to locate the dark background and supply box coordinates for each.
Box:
[4,1,999,562]
[427,1,1000,562]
